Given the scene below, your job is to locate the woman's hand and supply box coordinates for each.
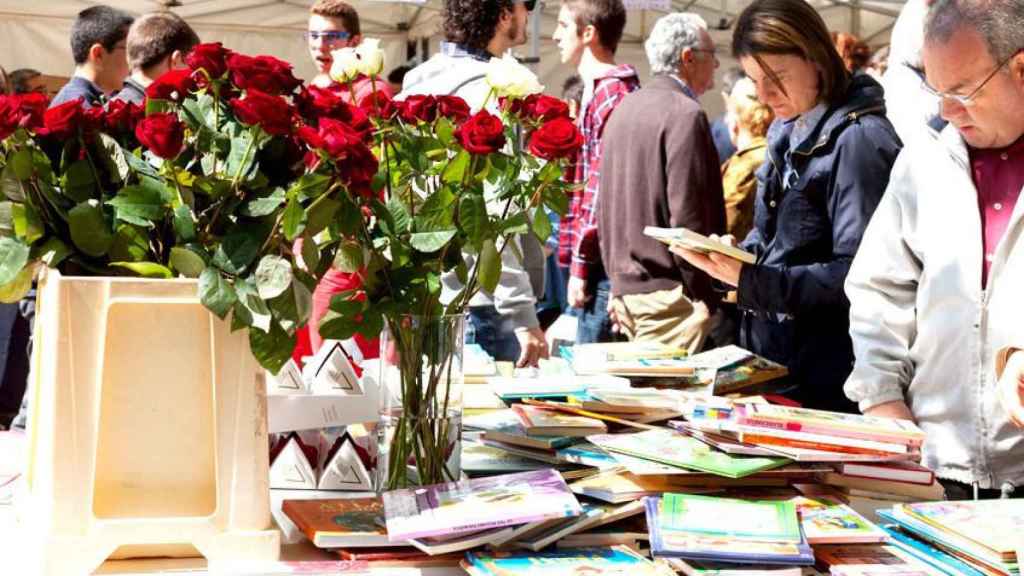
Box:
[998,349,1024,427]
[670,234,744,287]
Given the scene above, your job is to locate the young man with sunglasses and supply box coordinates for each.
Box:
[306,0,393,102]
[845,0,1024,500]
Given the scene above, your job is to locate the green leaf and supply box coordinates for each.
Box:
[62,159,96,203]
[477,239,501,294]
[169,246,206,278]
[459,194,488,249]
[240,188,285,217]
[299,233,321,274]
[67,201,113,257]
[9,149,33,181]
[145,98,173,115]
[173,204,196,242]
[235,277,272,332]
[212,226,265,275]
[386,196,411,235]
[254,255,292,300]
[108,224,150,262]
[500,212,530,235]
[226,130,257,183]
[436,117,456,147]
[268,280,312,333]
[304,195,341,237]
[543,185,570,215]
[413,187,456,231]
[124,149,160,180]
[34,237,72,267]
[0,202,12,237]
[409,229,457,253]
[12,203,43,244]
[531,207,552,244]
[318,310,360,341]
[0,263,35,304]
[198,267,237,319]
[2,165,25,202]
[333,241,363,273]
[0,237,30,286]
[282,197,306,242]
[442,150,471,184]
[248,319,295,374]
[108,184,167,225]
[111,261,173,278]
[287,173,331,201]
[98,133,131,183]
[355,310,384,340]
[538,159,564,184]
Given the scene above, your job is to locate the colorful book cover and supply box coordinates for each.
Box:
[465,545,673,575]
[878,508,1014,573]
[513,405,608,436]
[874,522,989,576]
[588,429,790,478]
[281,497,401,548]
[461,440,549,474]
[737,404,925,445]
[646,497,814,565]
[789,495,887,544]
[660,493,802,543]
[381,469,582,541]
[898,500,1024,556]
[464,409,577,450]
[556,442,620,469]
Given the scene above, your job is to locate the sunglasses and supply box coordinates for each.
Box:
[304,30,352,43]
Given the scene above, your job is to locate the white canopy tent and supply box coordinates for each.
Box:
[0,0,906,114]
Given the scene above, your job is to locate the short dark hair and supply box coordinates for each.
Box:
[9,68,42,94]
[926,0,1024,63]
[70,6,134,65]
[732,0,850,106]
[127,13,200,71]
[561,74,583,107]
[311,0,361,36]
[442,0,515,51]
[563,0,627,53]
[387,65,412,86]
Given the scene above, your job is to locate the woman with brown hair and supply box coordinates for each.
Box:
[673,0,901,412]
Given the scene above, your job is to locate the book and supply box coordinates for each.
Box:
[835,462,934,485]
[567,342,696,377]
[335,546,464,567]
[464,343,498,381]
[464,409,578,450]
[644,226,757,264]
[512,404,608,436]
[281,498,404,548]
[667,558,804,576]
[735,404,926,446]
[731,428,913,456]
[669,421,782,457]
[522,398,663,431]
[586,388,688,411]
[408,525,518,556]
[788,495,887,544]
[514,500,646,552]
[571,341,691,362]
[461,440,550,474]
[877,508,1014,575]
[875,522,990,576]
[818,472,946,501]
[555,442,620,469]
[895,499,1024,559]
[570,469,788,503]
[381,469,582,541]
[646,495,814,565]
[588,429,791,479]
[465,546,674,575]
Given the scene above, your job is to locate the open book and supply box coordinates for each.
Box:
[644,226,757,264]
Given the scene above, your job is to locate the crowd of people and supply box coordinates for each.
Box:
[2,0,1024,500]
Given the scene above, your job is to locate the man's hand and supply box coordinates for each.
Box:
[864,400,916,422]
[670,235,744,287]
[998,349,1024,427]
[567,276,589,308]
[515,327,550,368]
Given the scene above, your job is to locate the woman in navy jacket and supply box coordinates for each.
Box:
[673,0,902,412]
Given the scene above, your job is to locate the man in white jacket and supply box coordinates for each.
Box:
[845,0,1024,499]
[399,0,550,367]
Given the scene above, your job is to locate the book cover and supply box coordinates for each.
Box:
[465,546,673,575]
[513,404,608,436]
[464,409,577,450]
[660,493,802,543]
[878,508,1013,573]
[408,526,518,556]
[556,442,620,469]
[875,522,990,576]
[281,498,403,548]
[897,500,1024,557]
[644,226,757,264]
[515,500,646,552]
[667,558,804,576]
[461,440,550,474]
[836,462,934,486]
[788,495,887,544]
[819,473,946,501]
[381,469,582,541]
[335,546,465,567]
[588,429,790,479]
[736,404,925,445]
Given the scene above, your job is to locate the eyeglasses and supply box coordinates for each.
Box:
[304,30,352,43]
[907,48,1022,107]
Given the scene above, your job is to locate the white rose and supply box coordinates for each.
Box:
[330,47,361,83]
[355,38,385,77]
[485,54,544,99]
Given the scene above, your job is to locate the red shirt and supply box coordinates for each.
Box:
[969,135,1024,287]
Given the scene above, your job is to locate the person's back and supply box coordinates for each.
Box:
[51,5,133,109]
[720,77,772,241]
[113,11,199,106]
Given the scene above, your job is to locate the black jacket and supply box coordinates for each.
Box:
[737,74,902,412]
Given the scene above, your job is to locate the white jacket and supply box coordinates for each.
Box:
[844,125,1024,489]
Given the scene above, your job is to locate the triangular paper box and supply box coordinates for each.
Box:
[269,435,317,489]
[266,359,307,395]
[308,341,363,395]
[317,433,373,491]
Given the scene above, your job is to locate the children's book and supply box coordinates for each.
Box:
[567,341,695,377]
[513,404,608,437]
[281,498,404,548]
[666,558,804,576]
[555,442,620,469]
[788,495,887,544]
[644,226,757,264]
[877,508,1014,574]
[514,500,646,552]
[461,440,550,474]
[588,428,790,479]
[407,526,518,556]
[465,545,674,575]
[895,500,1024,559]
[735,403,926,446]
[464,409,577,450]
[875,522,990,576]
[381,469,582,541]
[570,469,787,504]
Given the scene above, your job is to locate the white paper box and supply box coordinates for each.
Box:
[269,437,318,490]
[267,388,378,434]
[317,434,372,491]
[267,359,307,395]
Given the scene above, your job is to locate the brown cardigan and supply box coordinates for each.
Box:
[597,75,725,304]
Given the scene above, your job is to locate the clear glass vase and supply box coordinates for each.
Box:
[374,314,464,492]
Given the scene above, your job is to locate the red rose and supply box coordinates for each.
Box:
[227,54,302,96]
[358,91,397,120]
[316,117,365,160]
[525,94,570,122]
[454,110,506,155]
[40,98,85,139]
[82,106,105,134]
[230,89,294,136]
[436,95,470,122]
[399,94,438,124]
[0,97,18,139]
[104,99,144,134]
[186,42,231,80]
[14,93,48,131]
[146,69,197,102]
[499,96,523,116]
[337,143,379,188]
[295,85,344,122]
[135,113,185,159]
[528,117,583,161]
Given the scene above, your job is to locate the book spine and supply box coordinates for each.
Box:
[734,426,910,454]
[737,416,921,447]
[738,433,905,456]
[837,464,934,486]
[391,509,578,542]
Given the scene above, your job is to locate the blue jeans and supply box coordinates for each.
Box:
[466,305,522,363]
[574,277,614,344]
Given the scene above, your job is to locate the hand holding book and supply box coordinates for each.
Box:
[644,227,753,287]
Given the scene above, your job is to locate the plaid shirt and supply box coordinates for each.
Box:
[557,65,640,280]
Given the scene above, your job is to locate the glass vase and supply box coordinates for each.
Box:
[374,314,464,492]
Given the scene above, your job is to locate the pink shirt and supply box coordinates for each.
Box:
[969,136,1024,287]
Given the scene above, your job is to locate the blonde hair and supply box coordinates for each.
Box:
[731,77,774,137]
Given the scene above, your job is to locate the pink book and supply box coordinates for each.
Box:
[734,404,924,447]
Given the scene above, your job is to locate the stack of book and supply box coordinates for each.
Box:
[463,546,675,575]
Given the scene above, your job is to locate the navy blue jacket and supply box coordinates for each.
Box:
[737,74,902,412]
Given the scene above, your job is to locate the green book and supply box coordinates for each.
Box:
[587,428,790,479]
[661,493,802,543]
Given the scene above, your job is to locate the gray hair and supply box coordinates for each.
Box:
[645,13,708,76]
[925,0,1024,62]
